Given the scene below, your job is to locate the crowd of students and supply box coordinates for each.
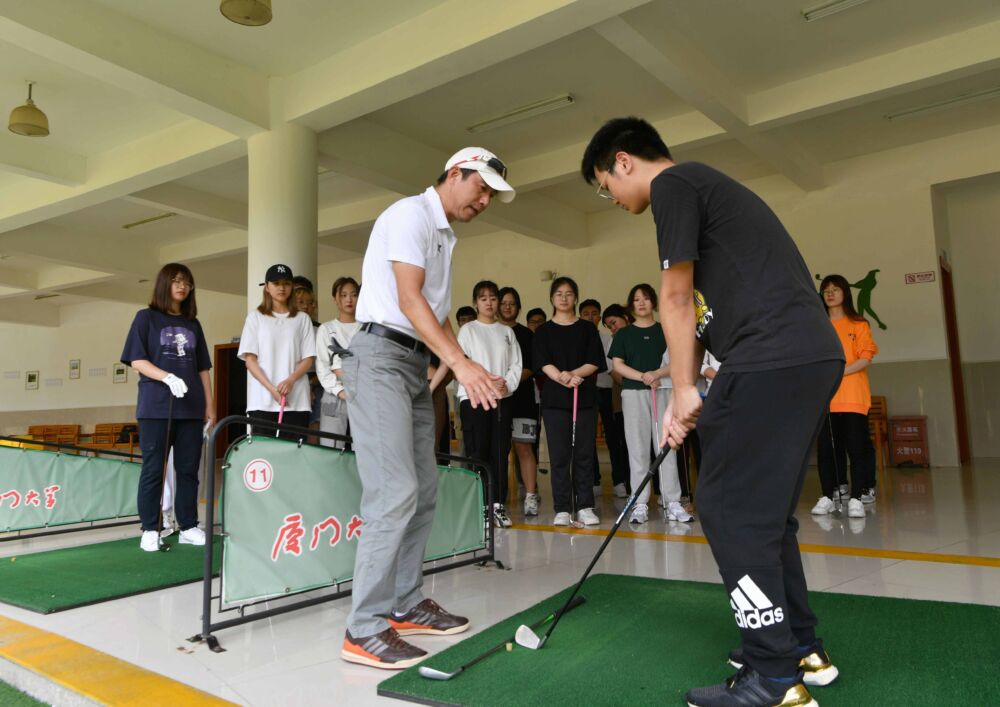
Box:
[120,257,879,551]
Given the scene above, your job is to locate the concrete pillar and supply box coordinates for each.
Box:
[246,122,317,308]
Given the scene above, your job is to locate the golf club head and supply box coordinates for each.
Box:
[514,623,542,650]
[417,666,456,681]
[158,539,171,552]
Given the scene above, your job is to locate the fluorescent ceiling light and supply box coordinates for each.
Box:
[122,212,177,230]
[802,0,869,22]
[884,87,1000,121]
[466,94,574,134]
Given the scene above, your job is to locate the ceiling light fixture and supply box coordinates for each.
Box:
[466,94,575,134]
[8,82,50,137]
[884,86,1000,121]
[220,0,272,26]
[34,294,59,301]
[801,0,869,22]
[122,212,178,230]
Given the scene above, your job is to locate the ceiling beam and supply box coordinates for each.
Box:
[281,0,652,131]
[0,121,244,235]
[0,132,86,185]
[0,1,269,137]
[318,120,589,248]
[0,222,156,277]
[124,183,248,230]
[158,228,247,265]
[749,19,1000,128]
[595,16,825,191]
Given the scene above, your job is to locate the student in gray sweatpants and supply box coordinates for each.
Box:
[339,147,515,671]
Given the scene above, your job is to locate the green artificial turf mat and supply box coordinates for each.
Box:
[0,679,45,707]
[0,534,220,613]
[380,573,1000,706]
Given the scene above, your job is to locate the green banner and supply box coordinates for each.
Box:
[0,446,139,532]
[221,436,486,605]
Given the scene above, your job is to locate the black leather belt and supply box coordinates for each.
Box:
[360,322,428,355]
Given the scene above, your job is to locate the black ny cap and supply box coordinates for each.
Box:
[260,263,294,285]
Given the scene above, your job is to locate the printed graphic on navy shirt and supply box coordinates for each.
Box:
[121,309,211,420]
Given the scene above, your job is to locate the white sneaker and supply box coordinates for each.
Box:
[577,507,600,526]
[860,488,876,504]
[553,512,571,526]
[179,526,207,545]
[492,503,513,528]
[613,483,627,498]
[160,511,176,538]
[847,498,866,518]
[140,530,160,552]
[629,503,649,524]
[524,492,540,517]
[667,501,693,522]
[811,496,835,515]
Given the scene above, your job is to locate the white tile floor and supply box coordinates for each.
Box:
[2,460,999,706]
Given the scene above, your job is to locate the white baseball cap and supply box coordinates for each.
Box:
[444,147,515,203]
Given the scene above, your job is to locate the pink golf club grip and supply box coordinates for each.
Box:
[278,396,286,424]
[572,386,578,423]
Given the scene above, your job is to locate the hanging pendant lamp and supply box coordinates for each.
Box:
[220,0,272,26]
[8,82,49,137]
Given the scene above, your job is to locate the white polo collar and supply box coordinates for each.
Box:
[422,186,451,231]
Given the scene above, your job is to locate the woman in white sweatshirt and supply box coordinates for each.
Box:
[456,280,522,528]
[316,277,360,448]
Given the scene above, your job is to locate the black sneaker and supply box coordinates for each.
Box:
[341,627,426,670]
[686,666,815,707]
[728,639,838,686]
[388,598,470,636]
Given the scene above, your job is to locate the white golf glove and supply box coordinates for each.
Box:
[162,373,188,398]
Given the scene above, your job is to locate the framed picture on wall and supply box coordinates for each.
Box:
[112,363,127,384]
[25,370,39,390]
[69,359,81,380]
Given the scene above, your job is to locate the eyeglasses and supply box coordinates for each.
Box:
[171,278,194,290]
[453,155,507,179]
[596,172,615,201]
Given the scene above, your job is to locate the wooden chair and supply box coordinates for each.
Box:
[868,395,889,472]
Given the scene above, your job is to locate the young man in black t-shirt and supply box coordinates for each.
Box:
[582,117,844,707]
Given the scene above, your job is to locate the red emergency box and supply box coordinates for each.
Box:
[889,416,929,467]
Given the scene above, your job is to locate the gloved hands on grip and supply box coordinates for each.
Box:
[162,373,188,398]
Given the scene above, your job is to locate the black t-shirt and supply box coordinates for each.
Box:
[509,323,536,418]
[532,319,607,410]
[653,162,842,372]
[120,308,212,419]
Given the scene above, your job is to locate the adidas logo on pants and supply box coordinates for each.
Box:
[730,574,785,630]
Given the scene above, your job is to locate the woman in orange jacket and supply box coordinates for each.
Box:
[810,274,880,520]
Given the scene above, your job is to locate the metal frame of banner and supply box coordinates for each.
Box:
[188,415,501,653]
[0,434,141,542]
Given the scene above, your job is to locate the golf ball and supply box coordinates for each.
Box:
[506,642,512,652]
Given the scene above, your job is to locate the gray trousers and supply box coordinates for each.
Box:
[621,387,680,506]
[341,329,437,637]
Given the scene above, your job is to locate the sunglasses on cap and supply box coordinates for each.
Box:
[453,154,508,180]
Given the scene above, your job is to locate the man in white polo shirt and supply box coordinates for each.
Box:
[340,148,515,670]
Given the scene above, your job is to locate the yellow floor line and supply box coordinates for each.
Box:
[0,615,235,707]
[509,524,1000,568]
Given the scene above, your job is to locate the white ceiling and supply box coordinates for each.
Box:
[2,0,1000,321]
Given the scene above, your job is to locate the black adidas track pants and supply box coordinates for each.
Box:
[696,360,842,678]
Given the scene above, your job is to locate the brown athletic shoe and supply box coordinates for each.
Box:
[388,598,471,636]
[341,627,427,670]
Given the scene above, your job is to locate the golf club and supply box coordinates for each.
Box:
[155,395,174,553]
[516,445,671,651]
[827,413,843,510]
[419,595,587,681]
[568,386,584,528]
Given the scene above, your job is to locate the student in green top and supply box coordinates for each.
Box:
[608,283,691,525]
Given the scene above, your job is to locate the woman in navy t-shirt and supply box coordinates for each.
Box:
[121,263,213,552]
